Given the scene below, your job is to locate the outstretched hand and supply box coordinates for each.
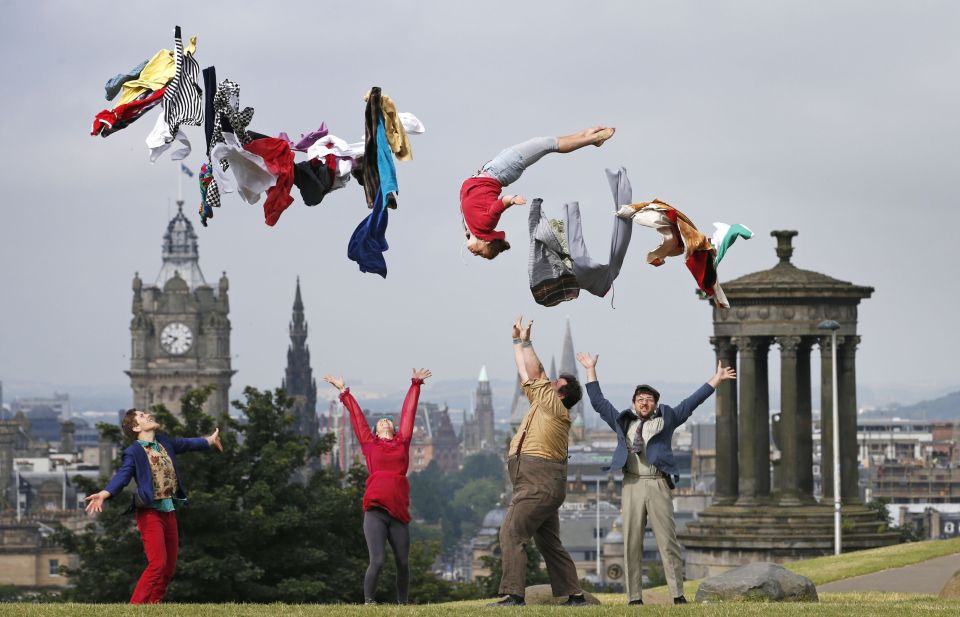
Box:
[708,360,737,388]
[84,490,110,515]
[576,352,598,369]
[206,427,223,452]
[323,375,346,392]
[412,368,432,382]
[512,195,527,206]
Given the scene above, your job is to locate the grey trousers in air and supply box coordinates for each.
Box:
[498,454,582,597]
[622,473,685,601]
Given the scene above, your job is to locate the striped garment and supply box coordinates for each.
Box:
[163,26,204,141]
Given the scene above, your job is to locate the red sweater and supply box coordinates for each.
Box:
[460,176,507,241]
[341,378,423,523]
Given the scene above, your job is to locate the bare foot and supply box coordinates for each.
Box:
[593,127,615,146]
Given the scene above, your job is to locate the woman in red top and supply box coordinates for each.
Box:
[324,368,432,605]
[460,126,615,260]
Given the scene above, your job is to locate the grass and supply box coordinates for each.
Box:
[3,539,959,615]
[648,536,960,599]
[1,594,959,616]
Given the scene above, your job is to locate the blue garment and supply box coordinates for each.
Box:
[376,116,398,203]
[348,114,396,277]
[585,382,714,477]
[135,439,184,512]
[103,433,210,513]
[104,60,148,101]
[347,189,390,277]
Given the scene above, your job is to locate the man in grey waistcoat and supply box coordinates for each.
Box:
[576,352,735,605]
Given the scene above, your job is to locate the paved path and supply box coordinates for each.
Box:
[817,553,960,594]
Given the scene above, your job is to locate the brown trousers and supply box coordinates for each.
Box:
[498,454,581,597]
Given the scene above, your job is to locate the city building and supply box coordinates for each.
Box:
[409,403,460,473]
[281,279,319,441]
[461,366,496,455]
[126,203,235,417]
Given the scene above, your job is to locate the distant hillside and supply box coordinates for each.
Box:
[864,389,960,421]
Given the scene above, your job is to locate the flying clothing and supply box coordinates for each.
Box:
[209,132,276,204]
[115,37,197,107]
[145,114,191,163]
[104,59,148,100]
[92,86,167,137]
[617,201,730,307]
[162,26,204,141]
[528,198,580,307]
[712,222,753,266]
[244,136,295,226]
[526,167,636,306]
[198,163,214,227]
[361,87,384,208]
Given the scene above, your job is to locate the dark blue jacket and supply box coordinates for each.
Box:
[104,434,210,512]
[585,381,714,478]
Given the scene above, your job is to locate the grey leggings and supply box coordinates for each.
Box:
[481,136,560,186]
[363,508,410,603]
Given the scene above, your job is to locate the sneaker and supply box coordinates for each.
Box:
[674,595,687,604]
[488,594,525,607]
[562,594,588,606]
[628,599,644,605]
[364,599,377,605]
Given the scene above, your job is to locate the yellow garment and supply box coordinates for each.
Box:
[117,36,198,106]
[363,90,413,161]
[508,378,571,461]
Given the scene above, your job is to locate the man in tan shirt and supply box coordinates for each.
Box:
[490,315,586,607]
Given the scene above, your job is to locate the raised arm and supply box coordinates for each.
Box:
[671,361,737,425]
[514,315,546,381]
[169,429,219,455]
[324,375,374,444]
[576,352,619,431]
[397,368,431,441]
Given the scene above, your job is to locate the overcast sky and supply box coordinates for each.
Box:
[1,1,958,411]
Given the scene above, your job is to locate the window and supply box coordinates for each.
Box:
[49,559,60,576]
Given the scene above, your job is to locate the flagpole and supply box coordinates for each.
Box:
[178,161,183,205]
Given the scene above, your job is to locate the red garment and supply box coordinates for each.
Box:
[243,137,295,226]
[340,378,423,524]
[91,87,167,137]
[460,176,507,241]
[130,509,178,604]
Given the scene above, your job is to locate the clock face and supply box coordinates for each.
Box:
[160,322,193,355]
[606,564,623,580]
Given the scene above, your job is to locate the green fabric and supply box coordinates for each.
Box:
[714,223,753,266]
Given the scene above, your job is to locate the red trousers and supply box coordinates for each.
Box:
[130,508,179,604]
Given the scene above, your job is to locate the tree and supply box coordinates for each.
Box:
[57,386,370,603]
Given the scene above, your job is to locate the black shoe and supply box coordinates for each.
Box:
[674,595,687,604]
[488,594,525,607]
[628,599,644,605]
[562,594,588,606]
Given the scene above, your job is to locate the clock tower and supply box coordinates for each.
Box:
[126,203,235,417]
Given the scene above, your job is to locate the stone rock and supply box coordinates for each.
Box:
[939,569,960,599]
[694,562,818,603]
[523,585,601,605]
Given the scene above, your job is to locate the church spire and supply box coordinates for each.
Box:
[282,277,318,440]
[558,316,584,431]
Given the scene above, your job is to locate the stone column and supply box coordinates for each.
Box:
[777,336,802,505]
[797,337,815,501]
[711,336,738,504]
[819,335,842,501]
[733,336,769,505]
[755,338,772,499]
[839,335,862,504]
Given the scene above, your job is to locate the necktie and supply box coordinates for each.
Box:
[632,418,645,454]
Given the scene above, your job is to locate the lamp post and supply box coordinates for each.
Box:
[596,477,601,583]
[818,319,841,555]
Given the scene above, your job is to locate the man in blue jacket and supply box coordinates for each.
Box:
[85,408,223,604]
[576,353,735,605]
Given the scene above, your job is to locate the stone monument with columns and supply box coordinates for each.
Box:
[679,231,898,578]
